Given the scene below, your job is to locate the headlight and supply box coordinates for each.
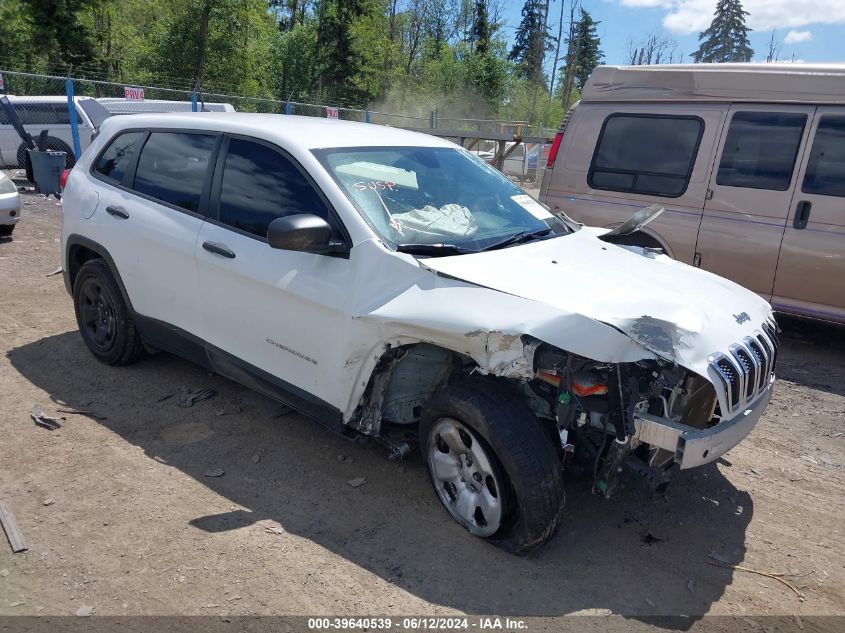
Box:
[0,174,18,195]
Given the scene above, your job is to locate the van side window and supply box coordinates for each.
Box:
[802,116,845,198]
[716,112,806,191]
[133,132,217,213]
[217,138,332,239]
[588,114,703,198]
[1,103,82,125]
[94,132,145,184]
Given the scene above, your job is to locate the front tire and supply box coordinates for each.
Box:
[420,378,565,554]
[73,259,145,365]
[0,224,14,237]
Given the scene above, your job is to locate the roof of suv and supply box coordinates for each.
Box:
[583,63,845,104]
[101,112,454,150]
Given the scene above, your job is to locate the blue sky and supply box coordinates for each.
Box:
[500,0,845,67]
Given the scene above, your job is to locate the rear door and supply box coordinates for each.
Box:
[92,130,218,335]
[694,105,815,298]
[772,108,845,322]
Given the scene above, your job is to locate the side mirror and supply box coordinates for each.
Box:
[604,204,665,237]
[267,214,346,255]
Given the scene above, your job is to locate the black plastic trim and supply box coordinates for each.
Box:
[63,234,134,312]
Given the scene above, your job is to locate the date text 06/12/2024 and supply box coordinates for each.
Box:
[307,617,528,630]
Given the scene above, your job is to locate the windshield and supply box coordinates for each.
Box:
[314,146,574,254]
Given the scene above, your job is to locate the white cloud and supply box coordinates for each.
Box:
[785,30,813,44]
[618,0,845,35]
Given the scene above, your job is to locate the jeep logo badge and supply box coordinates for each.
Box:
[733,312,751,325]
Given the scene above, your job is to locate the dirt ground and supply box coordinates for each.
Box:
[0,193,843,623]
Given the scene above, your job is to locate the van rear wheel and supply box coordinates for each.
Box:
[420,378,565,553]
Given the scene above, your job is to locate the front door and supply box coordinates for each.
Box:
[694,105,815,298]
[195,136,353,422]
[772,108,845,322]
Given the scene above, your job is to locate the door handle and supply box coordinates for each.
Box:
[105,205,129,219]
[202,241,236,259]
[793,201,812,230]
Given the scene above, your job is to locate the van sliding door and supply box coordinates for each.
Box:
[772,108,845,322]
[694,105,815,300]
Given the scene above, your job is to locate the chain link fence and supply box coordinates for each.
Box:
[1,68,547,183]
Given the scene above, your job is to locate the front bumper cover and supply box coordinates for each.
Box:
[634,378,773,469]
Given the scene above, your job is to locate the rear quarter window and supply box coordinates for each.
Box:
[93,132,146,184]
[588,113,704,198]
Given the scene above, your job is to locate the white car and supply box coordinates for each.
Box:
[0,170,21,236]
[61,113,777,552]
[0,95,98,168]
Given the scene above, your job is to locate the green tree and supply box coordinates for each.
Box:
[692,0,753,63]
[508,0,548,84]
[472,0,490,54]
[0,0,41,70]
[26,0,100,66]
[563,8,603,92]
[314,0,389,105]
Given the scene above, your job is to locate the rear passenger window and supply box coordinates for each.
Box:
[133,132,216,213]
[802,116,845,198]
[218,138,331,239]
[589,114,703,198]
[94,132,145,184]
[717,112,806,191]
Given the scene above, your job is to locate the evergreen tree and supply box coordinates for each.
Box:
[314,0,388,105]
[692,0,753,63]
[563,8,603,91]
[508,0,547,84]
[472,0,491,55]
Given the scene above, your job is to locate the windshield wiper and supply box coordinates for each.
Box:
[396,243,474,256]
[479,228,552,252]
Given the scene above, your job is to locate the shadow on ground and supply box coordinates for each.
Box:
[9,331,755,624]
[776,316,845,398]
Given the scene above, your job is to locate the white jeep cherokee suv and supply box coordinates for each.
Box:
[61,113,777,553]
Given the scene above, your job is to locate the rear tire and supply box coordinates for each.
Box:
[0,225,14,237]
[73,259,145,365]
[420,378,565,554]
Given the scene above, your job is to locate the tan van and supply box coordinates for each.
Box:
[540,64,845,325]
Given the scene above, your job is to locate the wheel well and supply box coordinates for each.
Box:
[67,244,103,291]
[351,342,476,436]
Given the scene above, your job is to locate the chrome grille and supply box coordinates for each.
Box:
[710,321,778,415]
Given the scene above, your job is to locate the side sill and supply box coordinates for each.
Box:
[133,314,344,434]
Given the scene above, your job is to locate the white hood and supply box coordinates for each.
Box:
[419,228,774,378]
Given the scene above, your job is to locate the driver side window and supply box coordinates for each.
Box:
[218,138,331,239]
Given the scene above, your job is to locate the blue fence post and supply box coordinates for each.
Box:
[191,79,200,112]
[364,110,370,124]
[285,101,293,115]
[65,78,82,160]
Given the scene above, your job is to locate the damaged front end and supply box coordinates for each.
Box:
[524,320,778,496]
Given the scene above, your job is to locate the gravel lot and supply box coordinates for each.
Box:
[0,193,843,624]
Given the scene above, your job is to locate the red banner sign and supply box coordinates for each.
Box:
[124,86,145,101]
